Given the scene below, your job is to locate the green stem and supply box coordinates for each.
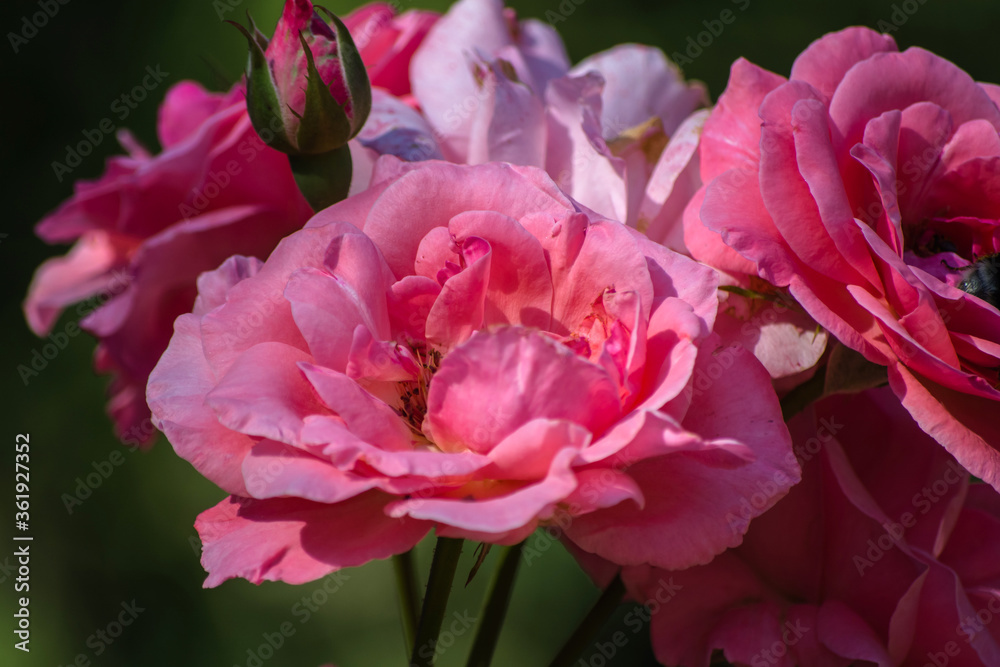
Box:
[465,542,525,667]
[393,550,420,656]
[287,143,353,212]
[547,574,626,667]
[410,537,464,667]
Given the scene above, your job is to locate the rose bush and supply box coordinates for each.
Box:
[685,27,1000,488]
[147,158,799,586]
[624,387,1000,666]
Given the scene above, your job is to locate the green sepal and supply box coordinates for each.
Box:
[228,15,297,154]
[294,30,353,154]
[288,143,353,212]
[319,7,372,139]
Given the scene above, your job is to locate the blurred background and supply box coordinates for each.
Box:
[2,0,999,665]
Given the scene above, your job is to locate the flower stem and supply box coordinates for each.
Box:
[410,536,464,667]
[393,550,420,656]
[465,541,525,667]
[547,573,626,667]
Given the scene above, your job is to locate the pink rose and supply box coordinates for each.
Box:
[623,387,1000,667]
[24,81,312,445]
[342,2,439,98]
[147,158,799,586]
[686,27,1000,488]
[408,0,706,227]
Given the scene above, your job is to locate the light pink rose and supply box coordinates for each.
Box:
[686,27,1000,489]
[24,81,312,445]
[622,387,1000,667]
[407,0,706,227]
[147,158,798,586]
[342,2,439,98]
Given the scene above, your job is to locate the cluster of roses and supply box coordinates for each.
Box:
[26,0,1000,664]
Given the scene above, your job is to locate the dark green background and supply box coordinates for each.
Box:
[1,0,996,665]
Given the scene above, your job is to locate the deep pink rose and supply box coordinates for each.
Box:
[686,27,1000,489]
[623,387,1000,667]
[342,2,439,98]
[25,81,312,444]
[408,0,706,227]
[147,158,798,586]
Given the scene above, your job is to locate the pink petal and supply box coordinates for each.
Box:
[699,168,796,285]
[284,264,386,372]
[157,80,242,149]
[712,293,828,380]
[683,186,758,278]
[542,216,655,334]
[300,415,490,479]
[409,0,565,161]
[241,439,379,503]
[360,161,574,279]
[205,342,325,445]
[565,339,797,570]
[147,314,256,496]
[424,328,621,453]
[789,27,898,100]
[359,88,443,161]
[829,47,1000,154]
[424,236,490,348]
[544,73,628,223]
[196,493,430,586]
[817,600,895,666]
[467,59,547,167]
[385,447,580,534]
[637,109,709,250]
[23,231,128,335]
[298,361,412,451]
[192,255,264,317]
[700,58,786,181]
[624,555,771,667]
[758,81,874,286]
[888,363,1000,491]
[570,44,707,139]
[448,209,553,329]
[199,224,353,376]
[486,418,592,480]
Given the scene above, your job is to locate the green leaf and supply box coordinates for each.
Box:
[823,341,888,396]
[294,30,352,154]
[465,542,492,586]
[318,6,372,138]
[228,17,296,154]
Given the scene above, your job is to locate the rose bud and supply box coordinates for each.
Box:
[232,0,373,209]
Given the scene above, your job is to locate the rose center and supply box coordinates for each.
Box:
[396,345,442,437]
